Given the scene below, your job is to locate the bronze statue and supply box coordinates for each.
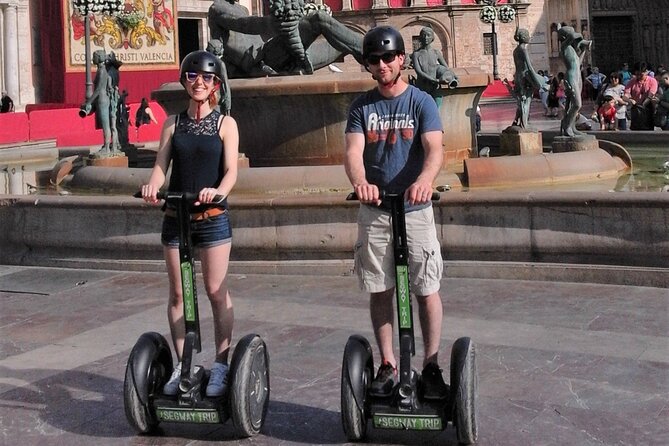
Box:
[205,39,233,115]
[557,25,592,137]
[207,0,363,77]
[505,28,548,129]
[410,26,458,102]
[79,49,123,153]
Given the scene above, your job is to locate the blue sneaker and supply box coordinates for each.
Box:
[206,362,229,397]
[163,361,182,396]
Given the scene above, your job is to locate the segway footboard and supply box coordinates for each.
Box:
[368,398,447,432]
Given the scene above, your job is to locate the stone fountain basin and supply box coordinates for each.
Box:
[152,69,490,169]
[66,140,630,194]
[464,140,632,188]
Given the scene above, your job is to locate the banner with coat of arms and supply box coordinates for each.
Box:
[64,0,179,71]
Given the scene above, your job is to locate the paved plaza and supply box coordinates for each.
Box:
[1,96,667,445]
[0,264,667,445]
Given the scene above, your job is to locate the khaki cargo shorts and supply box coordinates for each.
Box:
[353,204,443,296]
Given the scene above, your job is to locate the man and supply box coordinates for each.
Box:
[585,66,606,101]
[344,26,448,399]
[625,62,658,130]
[1,91,14,113]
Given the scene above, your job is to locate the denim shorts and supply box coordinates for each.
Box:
[354,205,443,296]
[161,211,232,248]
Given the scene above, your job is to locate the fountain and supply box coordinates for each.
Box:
[0,16,666,284]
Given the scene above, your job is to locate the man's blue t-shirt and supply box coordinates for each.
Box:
[346,85,442,195]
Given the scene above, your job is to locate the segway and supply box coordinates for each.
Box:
[124,191,270,437]
[341,191,478,444]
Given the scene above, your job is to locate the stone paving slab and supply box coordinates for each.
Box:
[0,266,667,445]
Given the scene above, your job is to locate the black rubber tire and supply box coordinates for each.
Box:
[123,332,171,434]
[229,334,270,438]
[450,337,478,445]
[341,337,373,441]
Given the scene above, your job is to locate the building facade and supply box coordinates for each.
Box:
[589,0,669,76]
[2,1,660,110]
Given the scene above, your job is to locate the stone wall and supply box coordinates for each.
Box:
[1,192,666,283]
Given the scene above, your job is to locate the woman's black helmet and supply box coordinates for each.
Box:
[179,50,225,83]
[362,26,405,62]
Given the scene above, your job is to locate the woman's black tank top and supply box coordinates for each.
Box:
[167,109,228,212]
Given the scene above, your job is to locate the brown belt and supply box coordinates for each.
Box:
[164,207,226,221]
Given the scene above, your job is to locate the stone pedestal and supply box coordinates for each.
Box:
[551,135,599,153]
[88,155,129,168]
[152,70,491,170]
[238,153,250,169]
[500,130,543,155]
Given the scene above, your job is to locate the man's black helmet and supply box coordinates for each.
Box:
[179,50,225,83]
[362,26,405,61]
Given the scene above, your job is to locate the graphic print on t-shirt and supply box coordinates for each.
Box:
[366,112,415,145]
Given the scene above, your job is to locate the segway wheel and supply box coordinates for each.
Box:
[124,332,172,434]
[341,335,373,441]
[450,337,478,445]
[229,334,270,438]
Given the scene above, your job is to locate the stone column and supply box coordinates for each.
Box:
[0,5,5,93]
[413,0,428,7]
[7,166,22,194]
[372,0,388,9]
[341,0,353,11]
[3,2,19,103]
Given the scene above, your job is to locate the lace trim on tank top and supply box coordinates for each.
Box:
[175,110,221,136]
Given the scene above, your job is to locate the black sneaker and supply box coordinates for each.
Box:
[370,362,397,397]
[421,362,449,400]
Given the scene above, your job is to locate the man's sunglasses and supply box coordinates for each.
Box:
[367,52,398,65]
[184,72,217,84]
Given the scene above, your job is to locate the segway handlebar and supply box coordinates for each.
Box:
[133,191,226,204]
[346,190,440,202]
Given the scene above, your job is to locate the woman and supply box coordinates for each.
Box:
[599,72,628,130]
[135,97,158,127]
[547,75,560,117]
[141,50,239,397]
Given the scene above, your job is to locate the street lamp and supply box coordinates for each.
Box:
[478,1,517,80]
[72,0,124,99]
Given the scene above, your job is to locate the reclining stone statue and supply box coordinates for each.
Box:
[207,0,364,77]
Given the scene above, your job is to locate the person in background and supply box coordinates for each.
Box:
[600,72,628,130]
[597,95,617,130]
[1,91,15,113]
[538,70,550,116]
[586,67,606,101]
[651,70,669,130]
[134,97,159,139]
[625,62,658,130]
[135,97,158,127]
[619,62,632,86]
[546,74,560,117]
[556,72,567,112]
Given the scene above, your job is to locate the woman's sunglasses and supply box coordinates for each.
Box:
[185,72,217,84]
[367,52,398,65]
